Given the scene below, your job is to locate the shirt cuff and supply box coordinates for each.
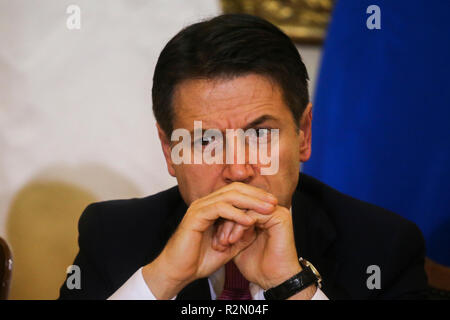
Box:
[107,267,177,300]
[311,288,329,300]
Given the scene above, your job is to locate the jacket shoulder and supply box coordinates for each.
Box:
[79,185,182,237]
[300,174,427,298]
[76,186,185,290]
[300,173,423,245]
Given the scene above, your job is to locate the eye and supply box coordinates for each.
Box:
[247,128,271,144]
[202,136,214,146]
[251,128,270,141]
[256,128,269,138]
[194,136,214,148]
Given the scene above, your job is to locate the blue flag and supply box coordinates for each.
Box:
[303,0,450,265]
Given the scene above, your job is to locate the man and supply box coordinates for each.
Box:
[59,14,427,300]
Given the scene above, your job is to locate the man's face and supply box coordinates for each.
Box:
[158,74,312,208]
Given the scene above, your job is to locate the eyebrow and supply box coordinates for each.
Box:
[189,115,279,135]
[243,115,278,130]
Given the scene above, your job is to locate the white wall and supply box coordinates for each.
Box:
[0,0,222,237]
[0,0,321,298]
[297,44,322,99]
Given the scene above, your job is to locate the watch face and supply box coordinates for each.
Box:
[300,258,323,288]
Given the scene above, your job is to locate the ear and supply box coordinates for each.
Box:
[299,102,313,163]
[156,123,176,177]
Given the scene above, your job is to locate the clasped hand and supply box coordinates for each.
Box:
[142,182,303,299]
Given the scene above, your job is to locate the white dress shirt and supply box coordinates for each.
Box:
[108,266,329,300]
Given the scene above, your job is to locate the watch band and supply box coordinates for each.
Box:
[263,263,319,300]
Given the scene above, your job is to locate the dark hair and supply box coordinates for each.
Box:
[152,13,309,135]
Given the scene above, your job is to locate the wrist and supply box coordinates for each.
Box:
[142,257,190,300]
[287,283,317,300]
[261,263,303,290]
[263,258,322,300]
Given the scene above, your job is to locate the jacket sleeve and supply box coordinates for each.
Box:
[380,220,428,299]
[58,203,113,300]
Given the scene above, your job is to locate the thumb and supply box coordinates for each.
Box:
[231,226,257,255]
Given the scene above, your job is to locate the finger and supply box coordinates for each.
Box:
[203,202,255,229]
[228,223,249,244]
[202,190,276,214]
[222,182,278,205]
[203,182,278,207]
[212,231,229,252]
[220,220,235,246]
[211,231,219,250]
[259,205,291,229]
[245,209,274,227]
[211,223,221,250]
[231,225,257,254]
[215,221,231,250]
[223,205,277,245]
[215,220,224,240]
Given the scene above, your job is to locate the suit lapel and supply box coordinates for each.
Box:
[292,183,341,298]
[176,278,212,300]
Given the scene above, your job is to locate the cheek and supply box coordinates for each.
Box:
[268,139,300,206]
[279,136,301,166]
[175,164,222,201]
[275,136,301,188]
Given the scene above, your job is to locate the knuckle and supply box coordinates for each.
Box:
[213,201,226,211]
[223,190,240,201]
[225,190,239,199]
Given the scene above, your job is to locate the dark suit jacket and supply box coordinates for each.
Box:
[59,173,427,299]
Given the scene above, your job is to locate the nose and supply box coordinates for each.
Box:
[222,163,255,184]
[221,129,256,183]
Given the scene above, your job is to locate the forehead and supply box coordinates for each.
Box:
[172,74,292,129]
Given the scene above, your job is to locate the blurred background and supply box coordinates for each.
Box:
[0,0,448,299]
